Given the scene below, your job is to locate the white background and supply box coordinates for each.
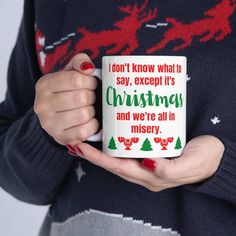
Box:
[0,1,48,235]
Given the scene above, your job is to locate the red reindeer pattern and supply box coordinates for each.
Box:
[154,137,173,150]
[35,0,236,74]
[68,0,157,60]
[118,137,139,150]
[147,0,236,53]
[36,0,157,74]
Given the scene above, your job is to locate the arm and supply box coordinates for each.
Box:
[72,134,236,206]
[0,0,73,205]
[186,137,236,205]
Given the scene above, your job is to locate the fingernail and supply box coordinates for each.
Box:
[68,151,78,157]
[66,144,76,153]
[80,61,95,71]
[76,146,84,156]
[141,159,156,172]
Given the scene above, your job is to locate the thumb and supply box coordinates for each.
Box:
[141,157,188,181]
[64,53,95,74]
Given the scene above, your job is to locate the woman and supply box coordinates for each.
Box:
[0,0,236,235]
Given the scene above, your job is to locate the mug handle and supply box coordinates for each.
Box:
[86,68,103,142]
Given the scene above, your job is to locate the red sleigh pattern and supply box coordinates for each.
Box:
[147,0,236,53]
[36,0,236,74]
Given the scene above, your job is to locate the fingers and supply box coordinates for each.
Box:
[63,118,99,144]
[69,135,221,192]
[36,108,99,145]
[34,52,100,146]
[75,144,177,192]
[144,155,198,182]
[64,53,95,75]
[52,89,96,111]
[55,106,95,130]
[75,143,159,182]
[39,71,97,93]
[36,53,97,94]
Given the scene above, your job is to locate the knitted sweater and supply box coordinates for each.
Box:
[0,0,236,235]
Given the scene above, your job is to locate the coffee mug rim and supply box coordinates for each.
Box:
[102,55,187,59]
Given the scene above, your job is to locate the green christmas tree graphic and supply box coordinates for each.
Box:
[140,138,153,151]
[174,137,182,149]
[108,137,117,150]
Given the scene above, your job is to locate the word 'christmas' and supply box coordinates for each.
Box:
[106,86,183,108]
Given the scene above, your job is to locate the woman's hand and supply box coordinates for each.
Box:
[34,53,99,147]
[75,135,225,191]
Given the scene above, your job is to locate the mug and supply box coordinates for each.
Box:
[88,56,187,158]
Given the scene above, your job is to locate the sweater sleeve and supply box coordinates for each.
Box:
[186,137,236,206]
[0,0,74,205]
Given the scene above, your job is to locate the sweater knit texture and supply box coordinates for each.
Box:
[0,0,236,235]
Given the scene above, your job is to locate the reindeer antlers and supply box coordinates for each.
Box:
[119,4,132,14]
[131,137,139,143]
[140,7,158,23]
[119,0,149,13]
[154,137,161,143]
[139,0,149,12]
[118,0,157,26]
[118,137,125,143]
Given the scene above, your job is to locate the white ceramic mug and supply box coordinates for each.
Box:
[88,56,187,158]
